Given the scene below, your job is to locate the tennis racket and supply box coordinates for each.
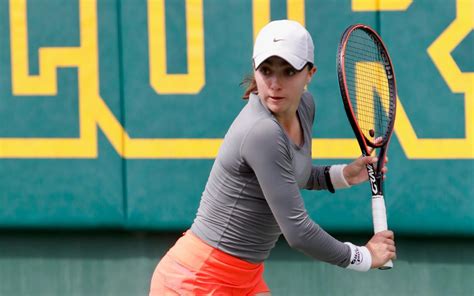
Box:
[336,24,397,269]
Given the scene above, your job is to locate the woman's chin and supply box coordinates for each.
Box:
[266,100,286,113]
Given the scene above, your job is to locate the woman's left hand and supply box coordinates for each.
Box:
[343,138,388,186]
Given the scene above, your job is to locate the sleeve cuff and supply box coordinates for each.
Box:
[344,242,372,272]
[329,164,351,189]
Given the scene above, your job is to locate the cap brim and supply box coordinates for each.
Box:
[253,51,307,70]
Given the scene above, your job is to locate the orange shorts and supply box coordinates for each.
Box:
[149,230,270,295]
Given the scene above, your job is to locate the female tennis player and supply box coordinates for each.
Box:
[149,20,396,296]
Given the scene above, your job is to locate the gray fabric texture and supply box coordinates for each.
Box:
[190,92,351,267]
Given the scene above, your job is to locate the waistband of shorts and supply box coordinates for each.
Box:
[168,230,263,271]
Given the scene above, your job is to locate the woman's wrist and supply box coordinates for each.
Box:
[344,242,372,272]
[330,165,351,189]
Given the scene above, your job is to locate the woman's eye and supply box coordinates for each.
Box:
[285,69,296,76]
[259,67,271,76]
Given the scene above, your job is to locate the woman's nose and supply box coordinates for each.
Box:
[269,75,282,90]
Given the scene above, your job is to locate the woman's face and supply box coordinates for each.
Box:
[255,56,316,120]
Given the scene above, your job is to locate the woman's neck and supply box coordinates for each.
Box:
[276,112,303,146]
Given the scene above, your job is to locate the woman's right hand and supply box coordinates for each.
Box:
[365,230,396,268]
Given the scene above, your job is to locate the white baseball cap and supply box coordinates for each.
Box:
[253,20,314,70]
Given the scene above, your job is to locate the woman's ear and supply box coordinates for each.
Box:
[306,66,317,84]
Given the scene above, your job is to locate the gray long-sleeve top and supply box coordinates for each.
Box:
[190,92,351,266]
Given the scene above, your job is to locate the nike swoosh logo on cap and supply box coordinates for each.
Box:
[273,38,284,42]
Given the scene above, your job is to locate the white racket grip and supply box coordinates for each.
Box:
[372,195,388,233]
[372,195,393,269]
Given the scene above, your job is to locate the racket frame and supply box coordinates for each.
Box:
[337,24,397,270]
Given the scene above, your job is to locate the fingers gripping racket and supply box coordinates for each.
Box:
[337,24,397,269]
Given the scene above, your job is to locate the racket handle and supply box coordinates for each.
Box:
[372,195,393,270]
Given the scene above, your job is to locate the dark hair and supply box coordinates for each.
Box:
[240,63,314,100]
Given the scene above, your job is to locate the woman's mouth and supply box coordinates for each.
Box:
[269,96,284,100]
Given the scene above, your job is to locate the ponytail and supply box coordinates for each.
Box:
[241,74,257,100]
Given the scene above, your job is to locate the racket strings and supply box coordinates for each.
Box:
[344,29,394,142]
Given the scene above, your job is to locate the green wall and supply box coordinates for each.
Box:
[1,0,472,235]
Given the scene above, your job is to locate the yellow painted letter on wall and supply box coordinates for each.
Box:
[148,0,205,94]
